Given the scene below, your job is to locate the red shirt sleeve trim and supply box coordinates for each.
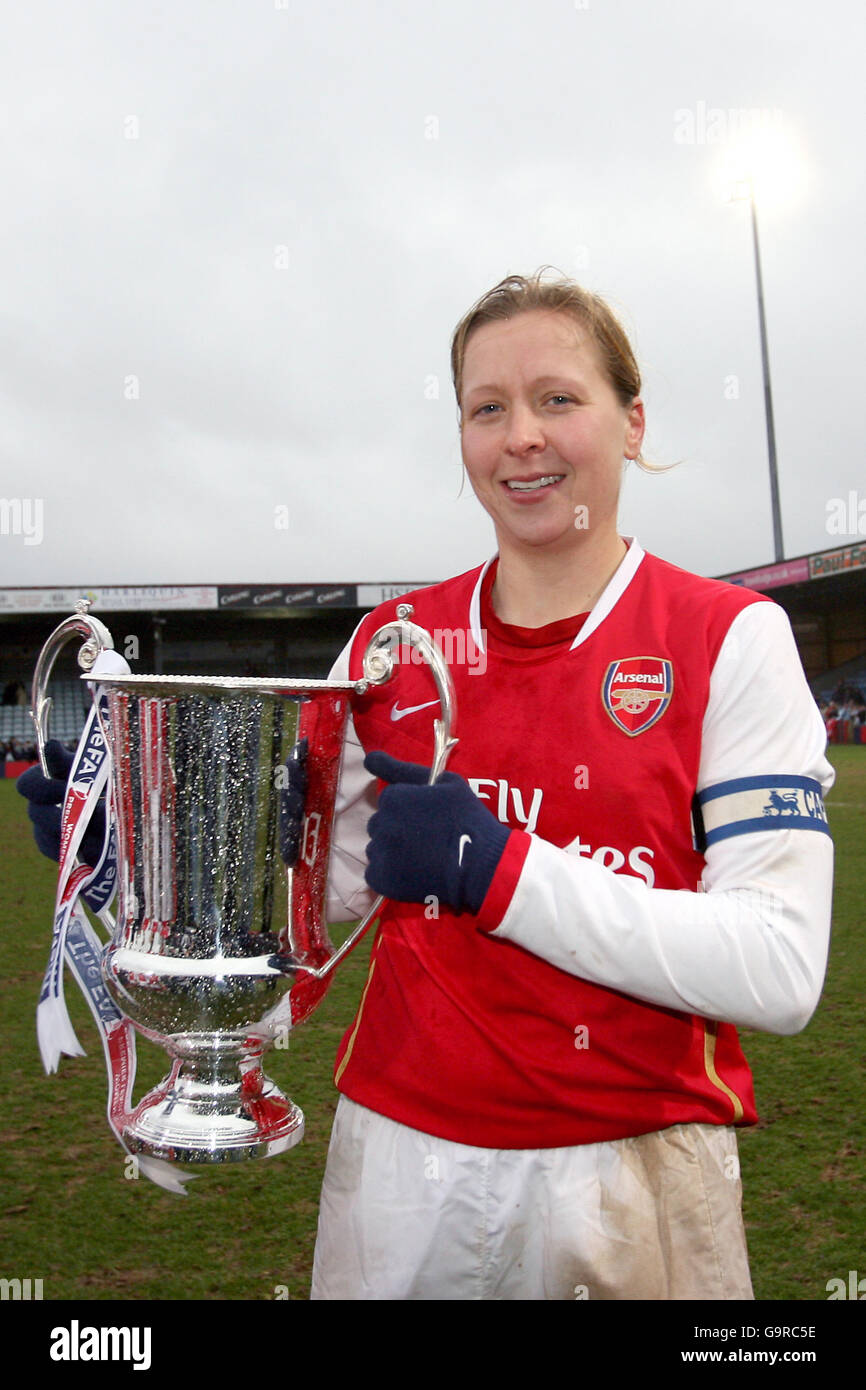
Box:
[475,830,532,933]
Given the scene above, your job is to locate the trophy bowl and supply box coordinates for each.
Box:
[97,673,355,1163]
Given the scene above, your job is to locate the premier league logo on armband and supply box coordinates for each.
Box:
[602,657,673,736]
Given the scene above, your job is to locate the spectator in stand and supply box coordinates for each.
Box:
[831,680,865,707]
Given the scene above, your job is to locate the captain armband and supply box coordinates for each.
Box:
[692,775,830,852]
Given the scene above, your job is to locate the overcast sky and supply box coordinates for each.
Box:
[1,0,863,588]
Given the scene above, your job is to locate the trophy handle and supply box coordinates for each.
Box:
[31,598,114,775]
[314,604,457,980]
[31,599,116,933]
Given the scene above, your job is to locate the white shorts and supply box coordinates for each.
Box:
[310,1097,754,1301]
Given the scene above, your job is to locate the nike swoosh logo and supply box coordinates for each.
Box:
[390,699,439,722]
[458,834,472,866]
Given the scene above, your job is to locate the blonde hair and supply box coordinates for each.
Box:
[451,269,664,471]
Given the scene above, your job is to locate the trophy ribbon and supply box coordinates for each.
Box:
[59,901,194,1193]
[36,660,124,1071]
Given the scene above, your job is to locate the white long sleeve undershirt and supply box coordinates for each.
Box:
[488,601,834,1034]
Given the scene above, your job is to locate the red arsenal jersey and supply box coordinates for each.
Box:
[329,543,822,1147]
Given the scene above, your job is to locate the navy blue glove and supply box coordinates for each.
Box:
[364,751,511,915]
[17,739,108,870]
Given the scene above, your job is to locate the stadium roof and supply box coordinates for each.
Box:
[719,539,866,593]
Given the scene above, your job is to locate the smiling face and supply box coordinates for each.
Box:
[459,309,645,561]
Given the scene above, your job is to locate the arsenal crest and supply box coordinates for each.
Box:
[602,657,673,736]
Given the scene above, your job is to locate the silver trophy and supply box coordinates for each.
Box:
[32,601,456,1165]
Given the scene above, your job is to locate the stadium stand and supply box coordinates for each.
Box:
[1,539,863,763]
[0,679,86,744]
[0,679,88,773]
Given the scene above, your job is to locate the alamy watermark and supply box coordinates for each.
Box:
[50,1321,152,1370]
[0,497,43,545]
[382,627,487,676]
[826,1269,865,1299]
[826,491,865,536]
[673,102,784,146]
[0,1277,43,1300]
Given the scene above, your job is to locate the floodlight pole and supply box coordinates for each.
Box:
[733,179,784,563]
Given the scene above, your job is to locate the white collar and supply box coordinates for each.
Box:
[469,537,646,655]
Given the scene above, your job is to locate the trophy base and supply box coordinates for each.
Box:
[123,1060,305,1164]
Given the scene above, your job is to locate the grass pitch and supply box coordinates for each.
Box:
[736,746,865,1300]
[0,749,863,1301]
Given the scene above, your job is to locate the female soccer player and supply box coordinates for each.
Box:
[312,271,834,1300]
